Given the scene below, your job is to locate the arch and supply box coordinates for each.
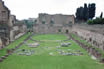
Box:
[66,29,69,34]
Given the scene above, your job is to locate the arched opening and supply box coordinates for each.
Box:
[66,29,69,34]
[58,29,61,32]
[89,38,92,42]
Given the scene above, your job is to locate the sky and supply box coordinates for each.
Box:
[2,0,104,20]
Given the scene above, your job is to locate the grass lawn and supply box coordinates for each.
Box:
[0,34,104,69]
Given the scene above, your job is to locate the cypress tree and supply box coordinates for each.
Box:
[83,3,89,21]
[88,3,96,19]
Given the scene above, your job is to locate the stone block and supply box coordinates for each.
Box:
[1,56,6,59]
[0,58,3,62]
[5,54,9,57]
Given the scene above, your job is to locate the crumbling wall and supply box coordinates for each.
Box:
[72,24,104,51]
[0,38,2,49]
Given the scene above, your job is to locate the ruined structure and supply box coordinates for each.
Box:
[9,15,27,41]
[33,13,74,34]
[13,20,27,39]
[0,0,27,49]
[72,24,104,52]
[0,0,10,48]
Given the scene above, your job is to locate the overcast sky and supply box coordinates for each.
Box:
[2,0,104,20]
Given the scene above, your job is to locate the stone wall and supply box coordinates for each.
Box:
[72,24,104,51]
[0,1,27,49]
[33,13,74,34]
[0,38,2,49]
[9,23,27,42]
[0,0,10,48]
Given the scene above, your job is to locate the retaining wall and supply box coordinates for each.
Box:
[72,24,104,51]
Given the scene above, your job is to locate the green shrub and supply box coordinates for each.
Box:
[87,19,94,24]
[87,18,104,24]
[93,18,102,24]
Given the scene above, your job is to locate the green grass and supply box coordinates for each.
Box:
[0,34,104,69]
[0,33,31,57]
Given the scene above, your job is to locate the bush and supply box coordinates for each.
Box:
[93,18,102,24]
[87,18,104,24]
[87,20,94,24]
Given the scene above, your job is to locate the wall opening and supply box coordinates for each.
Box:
[42,21,45,24]
[89,38,92,42]
[66,29,69,34]
[58,29,61,32]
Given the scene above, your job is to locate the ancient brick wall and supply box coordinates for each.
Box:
[0,0,10,47]
[33,13,74,34]
[72,24,104,51]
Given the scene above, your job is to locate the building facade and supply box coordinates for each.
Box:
[0,0,10,48]
[9,15,27,42]
[0,0,27,49]
[33,13,74,34]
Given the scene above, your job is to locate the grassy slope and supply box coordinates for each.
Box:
[0,34,104,69]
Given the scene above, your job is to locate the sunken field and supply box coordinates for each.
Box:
[0,34,104,69]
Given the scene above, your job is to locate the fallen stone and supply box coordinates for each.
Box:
[26,53,31,56]
[5,54,9,57]
[0,58,3,62]
[91,55,97,60]
[1,56,6,59]
[27,43,40,48]
[56,46,61,48]
[100,58,104,63]
[49,52,54,56]
[18,53,25,55]
[61,42,71,47]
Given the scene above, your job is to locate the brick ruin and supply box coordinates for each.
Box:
[33,13,74,34]
[0,0,10,48]
[0,0,27,49]
[33,14,104,61]
[72,24,104,52]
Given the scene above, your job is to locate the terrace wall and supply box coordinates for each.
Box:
[72,24,104,51]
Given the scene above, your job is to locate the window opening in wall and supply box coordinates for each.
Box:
[66,29,69,34]
[50,20,54,24]
[35,20,37,24]
[42,21,45,24]
[58,29,61,32]
[89,38,92,42]
[69,21,72,24]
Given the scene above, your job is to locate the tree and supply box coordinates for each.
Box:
[75,3,96,21]
[83,3,89,21]
[76,7,84,20]
[100,12,103,18]
[79,7,84,20]
[88,3,96,19]
[76,8,80,19]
